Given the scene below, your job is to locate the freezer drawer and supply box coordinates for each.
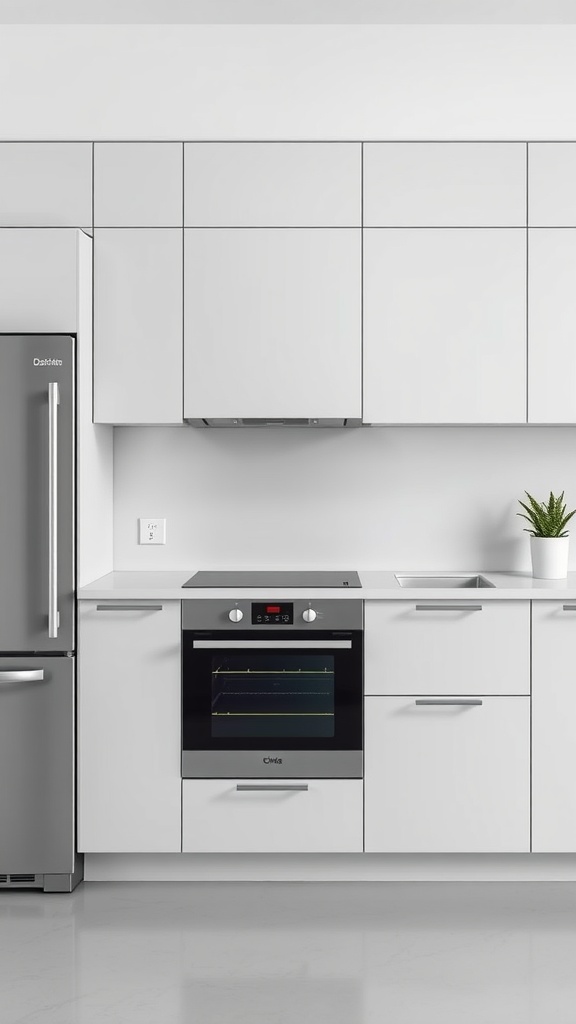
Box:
[0,656,75,874]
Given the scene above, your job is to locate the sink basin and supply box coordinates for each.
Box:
[395,574,495,589]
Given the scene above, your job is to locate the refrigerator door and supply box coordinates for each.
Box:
[0,335,74,652]
[0,656,74,874]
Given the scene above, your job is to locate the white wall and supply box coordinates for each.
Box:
[113,426,576,571]
[1,25,576,140]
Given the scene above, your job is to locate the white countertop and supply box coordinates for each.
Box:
[77,570,576,600]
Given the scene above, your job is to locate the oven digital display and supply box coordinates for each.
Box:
[251,602,294,625]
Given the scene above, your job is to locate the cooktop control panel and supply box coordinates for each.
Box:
[251,602,294,625]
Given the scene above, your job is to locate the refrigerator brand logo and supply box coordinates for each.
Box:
[33,358,63,366]
[263,757,283,764]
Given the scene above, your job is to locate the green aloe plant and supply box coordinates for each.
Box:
[517,491,576,538]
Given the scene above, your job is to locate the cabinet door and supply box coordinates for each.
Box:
[78,601,181,853]
[0,228,78,332]
[365,696,530,853]
[364,142,526,227]
[528,143,576,226]
[185,142,361,227]
[0,143,92,227]
[182,779,363,853]
[184,228,361,420]
[528,229,576,422]
[94,142,183,227]
[365,600,530,696]
[363,228,526,423]
[94,229,183,424]
[532,601,576,852]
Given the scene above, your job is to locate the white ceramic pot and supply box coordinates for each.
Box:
[530,535,570,579]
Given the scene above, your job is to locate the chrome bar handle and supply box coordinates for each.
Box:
[236,784,309,792]
[415,699,483,706]
[193,640,351,649]
[48,383,60,639]
[562,605,576,611]
[0,670,45,683]
[414,604,483,612]
[96,604,164,612]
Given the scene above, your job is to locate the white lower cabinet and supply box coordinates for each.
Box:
[182,779,364,853]
[532,601,576,852]
[78,600,182,853]
[365,696,530,853]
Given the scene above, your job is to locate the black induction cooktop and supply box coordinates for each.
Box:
[182,571,362,588]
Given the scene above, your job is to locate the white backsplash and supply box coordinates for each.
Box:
[112,425,576,572]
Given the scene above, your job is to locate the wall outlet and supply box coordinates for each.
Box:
[139,518,166,545]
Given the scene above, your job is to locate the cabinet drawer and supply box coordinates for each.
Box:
[365,696,530,853]
[365,600,529,696]
[182,779,363,853]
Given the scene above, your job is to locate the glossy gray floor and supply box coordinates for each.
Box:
[1,881,575,1023]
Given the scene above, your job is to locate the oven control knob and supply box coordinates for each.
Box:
[228,608,243,622]
[302,608,317,623]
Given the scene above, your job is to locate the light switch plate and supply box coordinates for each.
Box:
[139,518,166,544]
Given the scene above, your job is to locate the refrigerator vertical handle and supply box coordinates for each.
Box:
[48,382,60,639]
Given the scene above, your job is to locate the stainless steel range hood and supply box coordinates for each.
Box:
[186,417,362,428]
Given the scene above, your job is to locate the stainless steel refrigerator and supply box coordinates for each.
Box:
[0,334,82,892]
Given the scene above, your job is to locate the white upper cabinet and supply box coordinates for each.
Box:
[0,143,92,226]
[528,145,576,422]
[184,228,361,421]
[528,143,576,225]
[364,143,526,226]
[363,228,527,423]
[0,228,79,332]
[94,142,183,226]
[528,229,576,422]
[184,142,361,226]
[94,229,183,424]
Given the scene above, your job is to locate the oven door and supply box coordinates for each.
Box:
[182,630,363,778]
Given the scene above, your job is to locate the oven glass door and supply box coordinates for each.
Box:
[182,631,362,752]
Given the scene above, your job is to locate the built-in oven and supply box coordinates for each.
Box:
[182,599,363,778]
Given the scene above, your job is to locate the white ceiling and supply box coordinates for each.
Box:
[2,0,576,23]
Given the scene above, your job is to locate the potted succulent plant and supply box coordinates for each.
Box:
[517,491,576,579]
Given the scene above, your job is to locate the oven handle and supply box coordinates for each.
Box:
[192,639,352,649]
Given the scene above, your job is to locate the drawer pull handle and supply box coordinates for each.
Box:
[562,605,576,611]
[236,784,309,792]
[96,604,163,611]
[415,699,483,706]
[0,670,45,683]
[414,604,483,612]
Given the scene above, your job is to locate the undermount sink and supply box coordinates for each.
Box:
[395,574,495,589]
